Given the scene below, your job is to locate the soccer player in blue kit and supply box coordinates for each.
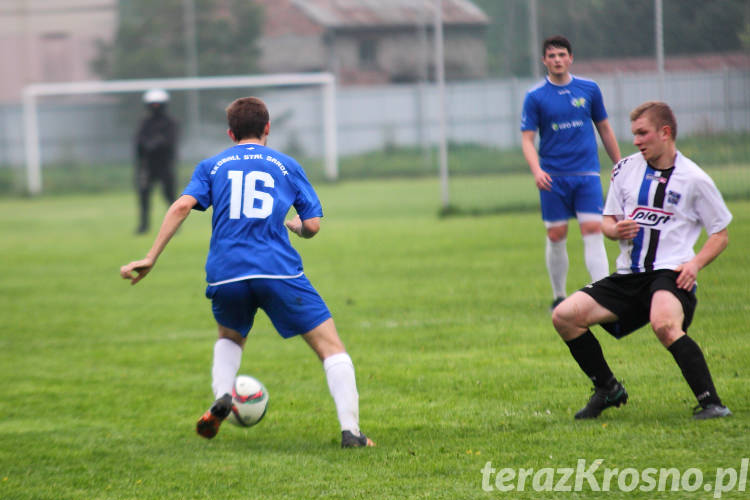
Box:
[121,97,374,447]
[521,36,621,310]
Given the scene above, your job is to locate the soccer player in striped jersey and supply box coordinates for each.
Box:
[552,101,732,420]
[521,35,621,311]
[121,97,374,447]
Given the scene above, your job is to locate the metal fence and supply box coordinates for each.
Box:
[1,69,748,169]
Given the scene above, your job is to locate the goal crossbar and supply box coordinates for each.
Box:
[22,72,338,194]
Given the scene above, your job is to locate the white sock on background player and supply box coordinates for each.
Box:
[212,338,242,398]
[583,232,609,282]
[323,352,360,435]
[546,237,568,298]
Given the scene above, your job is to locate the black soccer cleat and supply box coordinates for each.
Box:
[196,393,233,439]
[693,404,732,420]
[574,380,628,419]
[341,430,375,448]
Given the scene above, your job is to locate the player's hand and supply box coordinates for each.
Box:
[615,219,639,240]
[285,215,303,237]
[120,257,155,285]
[674,261,699,290]
[533,170,553,191]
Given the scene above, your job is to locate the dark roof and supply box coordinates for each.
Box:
[290,0,489,28]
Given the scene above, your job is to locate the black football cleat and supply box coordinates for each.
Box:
[196,393,233,439]
[574,380,628,419]
[341,430,375,448]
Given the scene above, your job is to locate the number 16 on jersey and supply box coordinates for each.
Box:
[228,170,274,219]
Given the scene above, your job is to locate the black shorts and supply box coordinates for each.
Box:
[579,270,697,339]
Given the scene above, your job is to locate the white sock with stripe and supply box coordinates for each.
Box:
[323,352,360,435]
[583,232,609,282]
[211,338,243,399]
[546,237,568,299]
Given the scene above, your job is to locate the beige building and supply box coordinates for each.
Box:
[0,0,117,103]
[254,0,489,85]
[0,0,489,103]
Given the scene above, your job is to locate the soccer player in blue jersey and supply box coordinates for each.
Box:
[521,35,621,310]
[120,97,374,447]
[552,101,732,420]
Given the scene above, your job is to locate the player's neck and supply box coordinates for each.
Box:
[236,137,266,146]
[547,72,572,86]
[651,148,677,170]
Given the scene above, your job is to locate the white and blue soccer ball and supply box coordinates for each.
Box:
[227,375,269,427]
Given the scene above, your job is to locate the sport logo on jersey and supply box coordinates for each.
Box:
[667,190,682,205]
[629,206,673,228]
[570,97,586,108]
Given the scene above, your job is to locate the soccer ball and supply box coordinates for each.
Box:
[227,375,269,427]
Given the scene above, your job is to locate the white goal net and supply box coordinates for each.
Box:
[21,73,338,195]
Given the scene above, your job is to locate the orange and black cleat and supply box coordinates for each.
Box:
[196,393,233,439]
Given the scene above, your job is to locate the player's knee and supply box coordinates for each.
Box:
[651,318,682,347]
[551,301,575,334]
[547,225,568,242]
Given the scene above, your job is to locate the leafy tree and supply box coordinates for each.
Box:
[91,0,264,142]
[473,0,748,77]
[93,0,263,80]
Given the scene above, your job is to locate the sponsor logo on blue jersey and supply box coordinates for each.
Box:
[551,120,584,132]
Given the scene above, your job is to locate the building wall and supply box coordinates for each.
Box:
[261,27,488,85]
[0,0,117,103]
[258,33,329,74]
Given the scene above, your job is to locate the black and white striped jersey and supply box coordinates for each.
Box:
[604,151,732,274]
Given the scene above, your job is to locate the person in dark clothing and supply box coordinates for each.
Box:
[135,88,179,234]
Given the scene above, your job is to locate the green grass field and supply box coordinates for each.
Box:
[1,176,748,499]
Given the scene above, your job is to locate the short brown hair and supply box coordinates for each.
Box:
[542,35,572,56]
[226,97,269,140]
[630,101,677,140]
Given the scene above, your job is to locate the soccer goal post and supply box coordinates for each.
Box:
[22,72,338,195]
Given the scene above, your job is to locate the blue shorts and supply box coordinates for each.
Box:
[539,174,603,223]
[205,275,332,339]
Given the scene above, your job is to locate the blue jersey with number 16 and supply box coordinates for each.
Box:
[182,143,323,286]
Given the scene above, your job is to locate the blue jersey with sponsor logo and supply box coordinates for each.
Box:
[521,76,608,175]
[182,143,323,285]
[604,151,732,274]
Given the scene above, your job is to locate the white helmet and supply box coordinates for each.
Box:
[143,88,170,104]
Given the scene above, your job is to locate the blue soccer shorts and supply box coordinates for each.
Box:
[205,275,332,338]
[539,174,604,225]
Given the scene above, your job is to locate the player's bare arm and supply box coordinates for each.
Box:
[285,215,320,239]
[594,119,621,164]
[521,130,552,191]
[120,194,198,284]
[602,215,639,241]
[674,228,729,290]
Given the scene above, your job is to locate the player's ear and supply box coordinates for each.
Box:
[264,122,270,136]
[227,129,236,142]
[659,125,672,141]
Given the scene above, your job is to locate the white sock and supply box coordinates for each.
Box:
[583,232,609,282]
[323,352,360,435]
[211,338,243,399]
[546,237,568,299]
